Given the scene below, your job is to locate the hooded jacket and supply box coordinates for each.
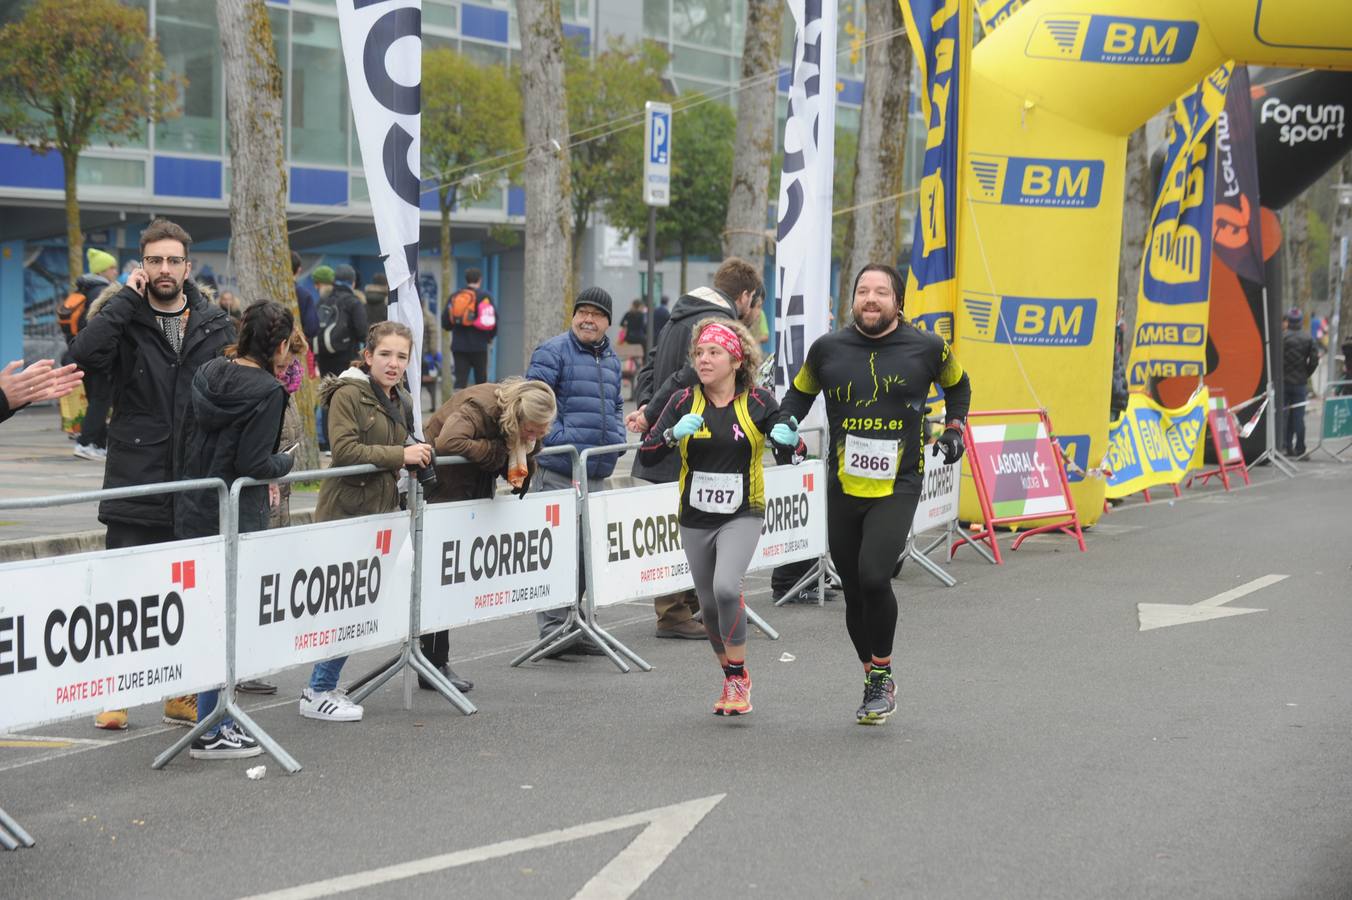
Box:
[423,382,541,503]
[631,286,738,483]
[70,279,235,528]
[526,330,624,479]
[174,357,294,538]
[313,366,410,523]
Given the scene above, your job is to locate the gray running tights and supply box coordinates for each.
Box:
[680,516,761,652]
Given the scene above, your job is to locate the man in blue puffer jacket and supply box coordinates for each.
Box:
[526,286,625,651]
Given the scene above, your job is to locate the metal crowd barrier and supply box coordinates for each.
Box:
[1310,380,1352,462]
[150,462,411,772]
[0,477,232,849]
[510,446,651,673]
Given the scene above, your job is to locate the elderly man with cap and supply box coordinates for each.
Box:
[524,287,625,654]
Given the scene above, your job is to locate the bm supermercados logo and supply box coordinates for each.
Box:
[968,154,1103,208]
[1026,14,1197,65]
[963,293,1096,347]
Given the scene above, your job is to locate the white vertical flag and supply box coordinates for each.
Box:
[772,0,836,408]
[336,0,425,435]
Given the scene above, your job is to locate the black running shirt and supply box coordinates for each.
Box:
[782,322,971,498]
[639,385,795,528]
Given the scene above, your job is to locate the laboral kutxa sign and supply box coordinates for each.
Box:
[0,538,227,731]
[234,512,412,680]
[420,489,578,631]
[967,422,1071,519]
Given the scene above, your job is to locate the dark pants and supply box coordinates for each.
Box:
[827,487,920,664]
[1284,382,1307,456]
[452,351,489,389]
[420,631,450,668]
[105,521,176,550]
[79,370,111,448]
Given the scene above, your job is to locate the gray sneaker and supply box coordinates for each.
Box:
[857,671,896,725]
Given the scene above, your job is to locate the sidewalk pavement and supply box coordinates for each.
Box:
[0,397,646,562]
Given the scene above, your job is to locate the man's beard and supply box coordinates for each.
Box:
[148,276,183,303]
[854,306,898,336]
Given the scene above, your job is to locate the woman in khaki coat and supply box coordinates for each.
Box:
[300,321,433,723]
[419,378,557,686]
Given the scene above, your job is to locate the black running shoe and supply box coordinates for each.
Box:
[857,671,896,725]
[190,727,263,760]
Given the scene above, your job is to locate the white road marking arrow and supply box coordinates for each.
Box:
[238,794,725,900]
[1137,574,1288,632]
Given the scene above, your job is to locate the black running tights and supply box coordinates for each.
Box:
[827,487,920,664]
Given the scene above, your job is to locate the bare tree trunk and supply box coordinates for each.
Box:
[62,151,81,288]
[1335,156,1352,353]
[519,0,574,364]
[1285,191,1313,320]
[1117,124,1152,341]
[838,0,911,309]
[722,0,783,267]
[439,191,455,390]
[218,0,319,468]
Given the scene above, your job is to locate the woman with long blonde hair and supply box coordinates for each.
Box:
[419,376,558,690]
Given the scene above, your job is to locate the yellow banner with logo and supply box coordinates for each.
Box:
[899,0,974,345]
[1103,389,1208,499]
[1126,64,1232,390]
[947,0,1349,527]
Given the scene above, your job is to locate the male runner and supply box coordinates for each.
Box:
[781,264,971,724]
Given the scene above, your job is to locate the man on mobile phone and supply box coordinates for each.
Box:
[69,218,236,732]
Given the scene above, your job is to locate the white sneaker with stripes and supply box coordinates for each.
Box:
[299,687,364,723]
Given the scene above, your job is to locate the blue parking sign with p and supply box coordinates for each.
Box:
[649,110,669,165]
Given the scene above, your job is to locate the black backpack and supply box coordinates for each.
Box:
[315,293,353,355]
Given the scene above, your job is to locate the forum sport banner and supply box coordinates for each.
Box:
[1127,63,1232,390]
[772,0,836,407]
[337,1,426,433]
[1104,389,1208,499]
[899,0,973,344]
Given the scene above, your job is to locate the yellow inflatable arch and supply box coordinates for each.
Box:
[956,0,1352,524]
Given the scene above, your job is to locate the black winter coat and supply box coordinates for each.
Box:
[631,287,738,483]
[69,280,235,528]
[1282,330,1319,385]
[174,357,294,539]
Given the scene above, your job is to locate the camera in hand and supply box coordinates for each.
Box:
[405,436,438,490]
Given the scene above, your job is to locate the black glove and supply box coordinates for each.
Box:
[931,426,964,465]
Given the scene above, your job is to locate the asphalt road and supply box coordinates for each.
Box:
[1,460,1349,899]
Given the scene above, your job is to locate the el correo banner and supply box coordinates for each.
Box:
[421,490,578,631]
[1104,389,1208,499]
[588,461,827,607]
[234,513,412,681]
[913,457,961,536]
[1127,63,1232,389]
[0,538,227,732]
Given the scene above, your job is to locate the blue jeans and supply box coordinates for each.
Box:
[197,689,233,734]
[309,657,346,692]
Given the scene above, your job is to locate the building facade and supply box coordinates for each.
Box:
[0,0,919,376]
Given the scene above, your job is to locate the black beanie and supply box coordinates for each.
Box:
[574,286,613,322]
